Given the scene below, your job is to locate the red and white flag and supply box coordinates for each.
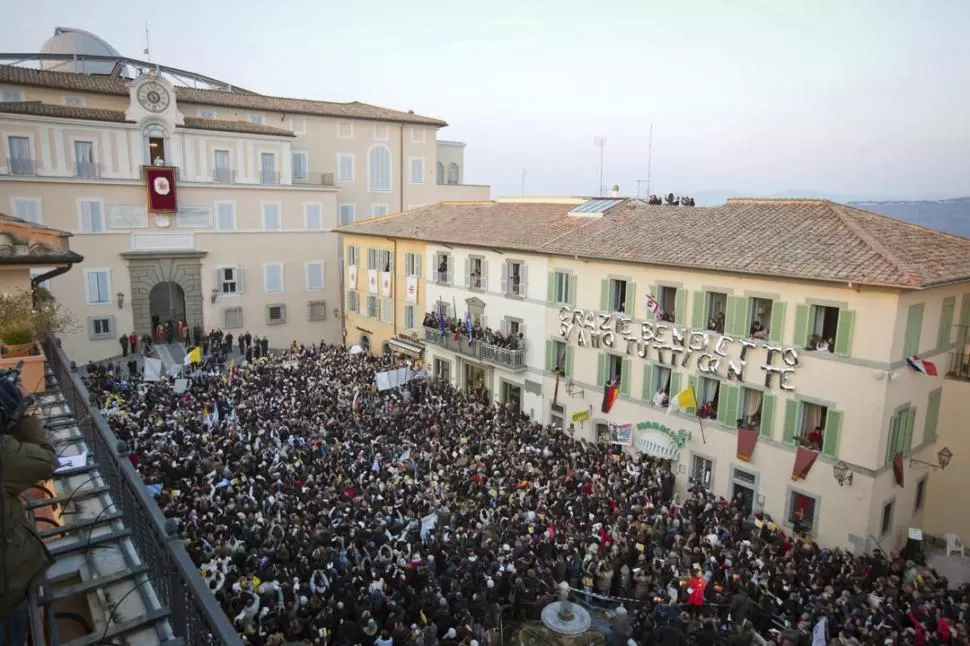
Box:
[644,293,660,315]
[906,355,938,376]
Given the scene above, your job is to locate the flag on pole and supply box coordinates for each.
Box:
[438,307,447,336]
[184,346,202,366]
[906,355,938,376]
[667,386,698,415]
[465,311,474,344]
[644,293,660,316]
[601,381,619,414]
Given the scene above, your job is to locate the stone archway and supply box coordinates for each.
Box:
[123,251,206,336]
[149,281,186,327]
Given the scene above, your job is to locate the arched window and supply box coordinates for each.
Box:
[368,144,392,192]
[436,161,445,184]
[447,162,459,185]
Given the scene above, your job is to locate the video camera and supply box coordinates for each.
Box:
[0,361,35,431]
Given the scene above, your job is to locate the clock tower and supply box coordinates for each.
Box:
[125,72,185,168]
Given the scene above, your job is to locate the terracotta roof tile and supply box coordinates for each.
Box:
[0,212,82,264]
[180,116,295,137]
[337,198,970,289]
[0,65,447,126]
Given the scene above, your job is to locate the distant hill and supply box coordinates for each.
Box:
[849,198,970,238]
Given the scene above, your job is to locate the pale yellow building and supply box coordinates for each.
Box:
[339,196,970,550]
[0,29,489,363]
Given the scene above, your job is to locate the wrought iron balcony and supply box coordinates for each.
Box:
[213,167,235,183]
[73,161,101,179]
[7,157,36,176]
[293,172,336,186]
[423,326,527,371]
[948,351,970,381]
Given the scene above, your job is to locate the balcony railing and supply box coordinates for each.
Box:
[948,352,970,381]
[213,167,235,183]
[423,326,527,371]
[73,161,101,179]
[259,169,279,185]
[7,157,36,176]
[293,172,336,186]
[41,336,242,646]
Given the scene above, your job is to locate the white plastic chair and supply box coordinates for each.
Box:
[945,533,965,558]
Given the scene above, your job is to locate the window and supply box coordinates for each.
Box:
[405,252,421,277]
[706,291,727,332]
[223,307,243,329]
[655,366,672,396]
[658,286,677,321]
[371,204,390,218]
[88,316,113,340]
[405,305,416,329]
[378,250,393,272]
[435,252,452,284]
[339,203,356,226]
[11,198,40,224]
[467,256,486,290]
[411,127,426,144]
[347,291,359,313]
[433,358,451,383]
[691,455,713,488]
[1,90,24,102]
[374,124,389,141]
[698,377,719,415]
[72,140,97,177]
[198,109,217,118]
[552,271,571,304]
[608,279,628,312]
[337,121,354,139]
[881,499,895,536]
[263,263,284,293]
[176,206,212,228]
[505,261,526,297]
[304,203,323,230]
[382,297,393,323]
[63,96,85,106]
[437,162,445,184]
[367,295,379,318]
[808,305,840,352]
[213,150,232,183]
[217,266,242,295]
[606,354,623,384]
[292,151,308,181]
[885,406,916,464]
[308,300,328,321]
[915,477,927,512]
[84,269,111,305]
[260,152,277,185]
[739,387,763,428]
[748,297,773,337]
[337,154,355,182]
[7,136,33,175]
[409,157,425,184]
[266,304,286,324]
[215,202,236,231]
[262,203,282,230]
[787,490,817,532]
[305,261,324,291]
[366,248,379,270]
[291,118,307,135]
[551,340,568,373]
[368,144,392,192]
[595,423,611,444]
[797,402,827,449]
[248,114,265,124]
[347,245,360,267]
[78,200,105,233]
[447,162,459,184]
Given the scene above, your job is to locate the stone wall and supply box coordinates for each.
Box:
[124,252,206,335]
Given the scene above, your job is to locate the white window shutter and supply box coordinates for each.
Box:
[501,263,508,293]
[415,254,421,279]
[237,265,245,294]
[215,268,223,293]
[520,264,529,295]
[464,257,470,287]
[500,319,508,336]
[482,260,489,290]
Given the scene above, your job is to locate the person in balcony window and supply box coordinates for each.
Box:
[749,320,768,339]
[653,388,668,408]
[708,312,725,334]
[807,426,823,450]
[437,257,448,283]
[698,400,716,419]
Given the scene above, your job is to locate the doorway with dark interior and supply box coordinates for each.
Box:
[150,281,186,330]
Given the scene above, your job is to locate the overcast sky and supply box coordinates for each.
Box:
[5,0,969,202]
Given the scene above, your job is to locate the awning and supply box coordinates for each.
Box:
[388,337,424,356]
[736,428,758,462]
[792,446,819,480]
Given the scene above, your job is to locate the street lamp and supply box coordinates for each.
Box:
[910,446,954,471]
[832,461,853,486]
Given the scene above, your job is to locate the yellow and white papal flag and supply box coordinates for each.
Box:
[184,346,202,366]
[667,386,698,415]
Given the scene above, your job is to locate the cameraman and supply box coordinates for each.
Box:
[1,412,57,646]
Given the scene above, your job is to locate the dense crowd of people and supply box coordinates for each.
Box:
[82,341,970,646]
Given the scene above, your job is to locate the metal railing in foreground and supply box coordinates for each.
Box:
[42,336,242,646]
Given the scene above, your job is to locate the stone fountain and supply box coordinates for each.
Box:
[538,582,593,644]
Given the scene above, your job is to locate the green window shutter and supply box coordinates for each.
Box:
[600,279,610,311]
[768,301,787,344]
[834,309,856,356]
[648,284,659,319]
[717,384,739,427]
[724,297,738,336]
[759,393,776,439]
[545,341,555,372]
[725,296,745,337]
[782,399,799,446]
[641,364,655,401]
[567,275,577,306]
[674,288,687,325]
[620,358,631,397]
[938,296,955,349]
[626,282,637,319]
[925,389,941,443]
[822,409,843,459]
[669,371,682,397]
[904,408,917,452]
[885,413,900,464]
[691,291,707,329]
[596,353,607,387]
[547,272,556,303]
[565,346,574,378]
[960,293,970,326]
[904,304,925,357]
[793,304,810,347]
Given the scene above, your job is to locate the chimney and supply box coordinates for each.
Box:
[611,184,620,198]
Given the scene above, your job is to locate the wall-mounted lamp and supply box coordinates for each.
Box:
[210,288,218,304]
[910,446,953,471]
[565,377,585,399]
[833,460,853,486]
[116,292,124,309]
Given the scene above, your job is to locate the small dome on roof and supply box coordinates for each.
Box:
[40,27,123,75]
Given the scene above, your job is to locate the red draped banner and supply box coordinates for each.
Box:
[145,166,178,212]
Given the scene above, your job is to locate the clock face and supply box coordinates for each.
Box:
[137,82,171,113]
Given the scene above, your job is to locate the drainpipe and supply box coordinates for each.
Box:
[392,239,398,337]
[399,124,405,213]
[31,265,72,305]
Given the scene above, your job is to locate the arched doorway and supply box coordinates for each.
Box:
[381,342,391,356]
[360,334,371,353]
[149,281,186,329]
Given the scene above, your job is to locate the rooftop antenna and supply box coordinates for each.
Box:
[521,168,527,196]
[144,22,152,65]
[594,136,606,197]
[646,122,654,196]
